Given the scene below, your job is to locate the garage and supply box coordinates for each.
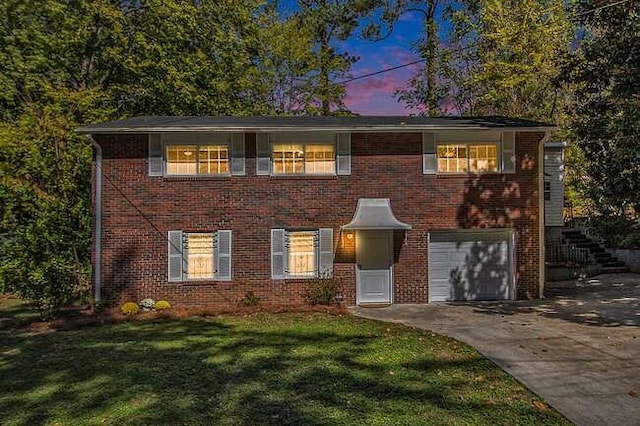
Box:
[428,229,515,302]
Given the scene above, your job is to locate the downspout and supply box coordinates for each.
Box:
[87,135,102,304]
[538,131,552,299]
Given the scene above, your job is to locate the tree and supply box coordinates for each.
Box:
[363,0,445,116]
[444,0,572,121]
[562,0,640,246]
[255,9,319,114]
[289,0,374,115]
[0,0,319,315]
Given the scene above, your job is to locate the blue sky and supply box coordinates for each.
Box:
[276,1,451,116]
[339,10,425,115]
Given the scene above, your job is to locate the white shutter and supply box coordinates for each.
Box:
[149,134,163,176]
[230,134,245,176]
[256,133,271,175]
[423,132,436,174]
[336,133,351,175]
[318,228,334,277]
[271,228,286,279]
[502,132,516,173]
[215,230,232,281]
[168,230,183,282]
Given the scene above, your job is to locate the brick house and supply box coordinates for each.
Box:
[78,116,554,308]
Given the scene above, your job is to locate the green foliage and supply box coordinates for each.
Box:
[306,275,340,305]
[562,1,640,228]
[287,0,374,115]
[584,216,640,250]
[364,1,445,116]
[0,96,98,318]
[443,0,572,120]
[1,0,365,317]
[240,291,261,307]
[120,302,139,316]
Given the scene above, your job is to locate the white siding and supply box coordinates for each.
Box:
[544,147,564,227]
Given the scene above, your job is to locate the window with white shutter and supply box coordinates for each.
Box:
[167,230,232,282]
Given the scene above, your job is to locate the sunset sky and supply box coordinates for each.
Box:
[277,1,450,116]
[338,11,425,116]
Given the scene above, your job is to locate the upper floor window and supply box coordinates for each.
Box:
[544,181,551,201]
[166,144,229,176]
[272,143,335,175]
[437,143,498,173]
[424,131,514,175]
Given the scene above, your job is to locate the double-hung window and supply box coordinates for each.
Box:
[437,144,498,173]
[272,143,336,175]
[167,230,232,282]
[271,228,334,279]
[255,133,351,176]
[423,131,515,174]
[149,133,245,177]
[166,144,229,176]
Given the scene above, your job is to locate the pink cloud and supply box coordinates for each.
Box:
[342,45,427,115]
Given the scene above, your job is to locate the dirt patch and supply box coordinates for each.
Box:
[11,303,348,334]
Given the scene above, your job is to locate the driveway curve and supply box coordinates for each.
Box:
[352,273,640,426]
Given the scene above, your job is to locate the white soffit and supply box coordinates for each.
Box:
[342,198,412,230]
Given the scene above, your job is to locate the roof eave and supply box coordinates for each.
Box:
[76,124,556,134]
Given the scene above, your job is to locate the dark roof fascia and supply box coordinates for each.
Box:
[76,116,556,134]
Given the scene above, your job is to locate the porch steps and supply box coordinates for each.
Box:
[561,229,629,273]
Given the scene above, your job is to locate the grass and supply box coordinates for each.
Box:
[0,298,570,426]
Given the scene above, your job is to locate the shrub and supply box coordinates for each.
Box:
[306,275,340,306]
[155,300,171,310]
[139,298,155,311]
[586,215,640,249]
[121,302,139,315]
[240,291,260,307]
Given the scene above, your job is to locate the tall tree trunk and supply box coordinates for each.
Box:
[425,0,438,116]
[319,40,330,115]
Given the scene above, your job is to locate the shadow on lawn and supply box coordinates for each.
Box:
[0,316,565,426]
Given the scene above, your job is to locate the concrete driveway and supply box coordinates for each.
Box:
[351,273,640,426]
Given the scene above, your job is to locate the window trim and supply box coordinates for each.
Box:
[286,230,318,278]
[271,227,334,280]
[184,232,216,281]
[436,142,500,174]
[162,133,232,177]
[167,230,232,282]
[268,133,338,177]
[422,131,515,177]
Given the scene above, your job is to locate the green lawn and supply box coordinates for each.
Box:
[0,300,569,425]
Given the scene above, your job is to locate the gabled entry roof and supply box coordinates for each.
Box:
[343,199,411,230]
[76,115,555,134]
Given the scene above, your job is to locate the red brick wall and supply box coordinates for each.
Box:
[93,131,542,308]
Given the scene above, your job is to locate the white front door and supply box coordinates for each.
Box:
[356,230,392,305]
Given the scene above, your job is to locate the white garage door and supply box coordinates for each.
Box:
[428,229,514,302]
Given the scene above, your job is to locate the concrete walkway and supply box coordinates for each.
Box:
[351,274,640,426]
